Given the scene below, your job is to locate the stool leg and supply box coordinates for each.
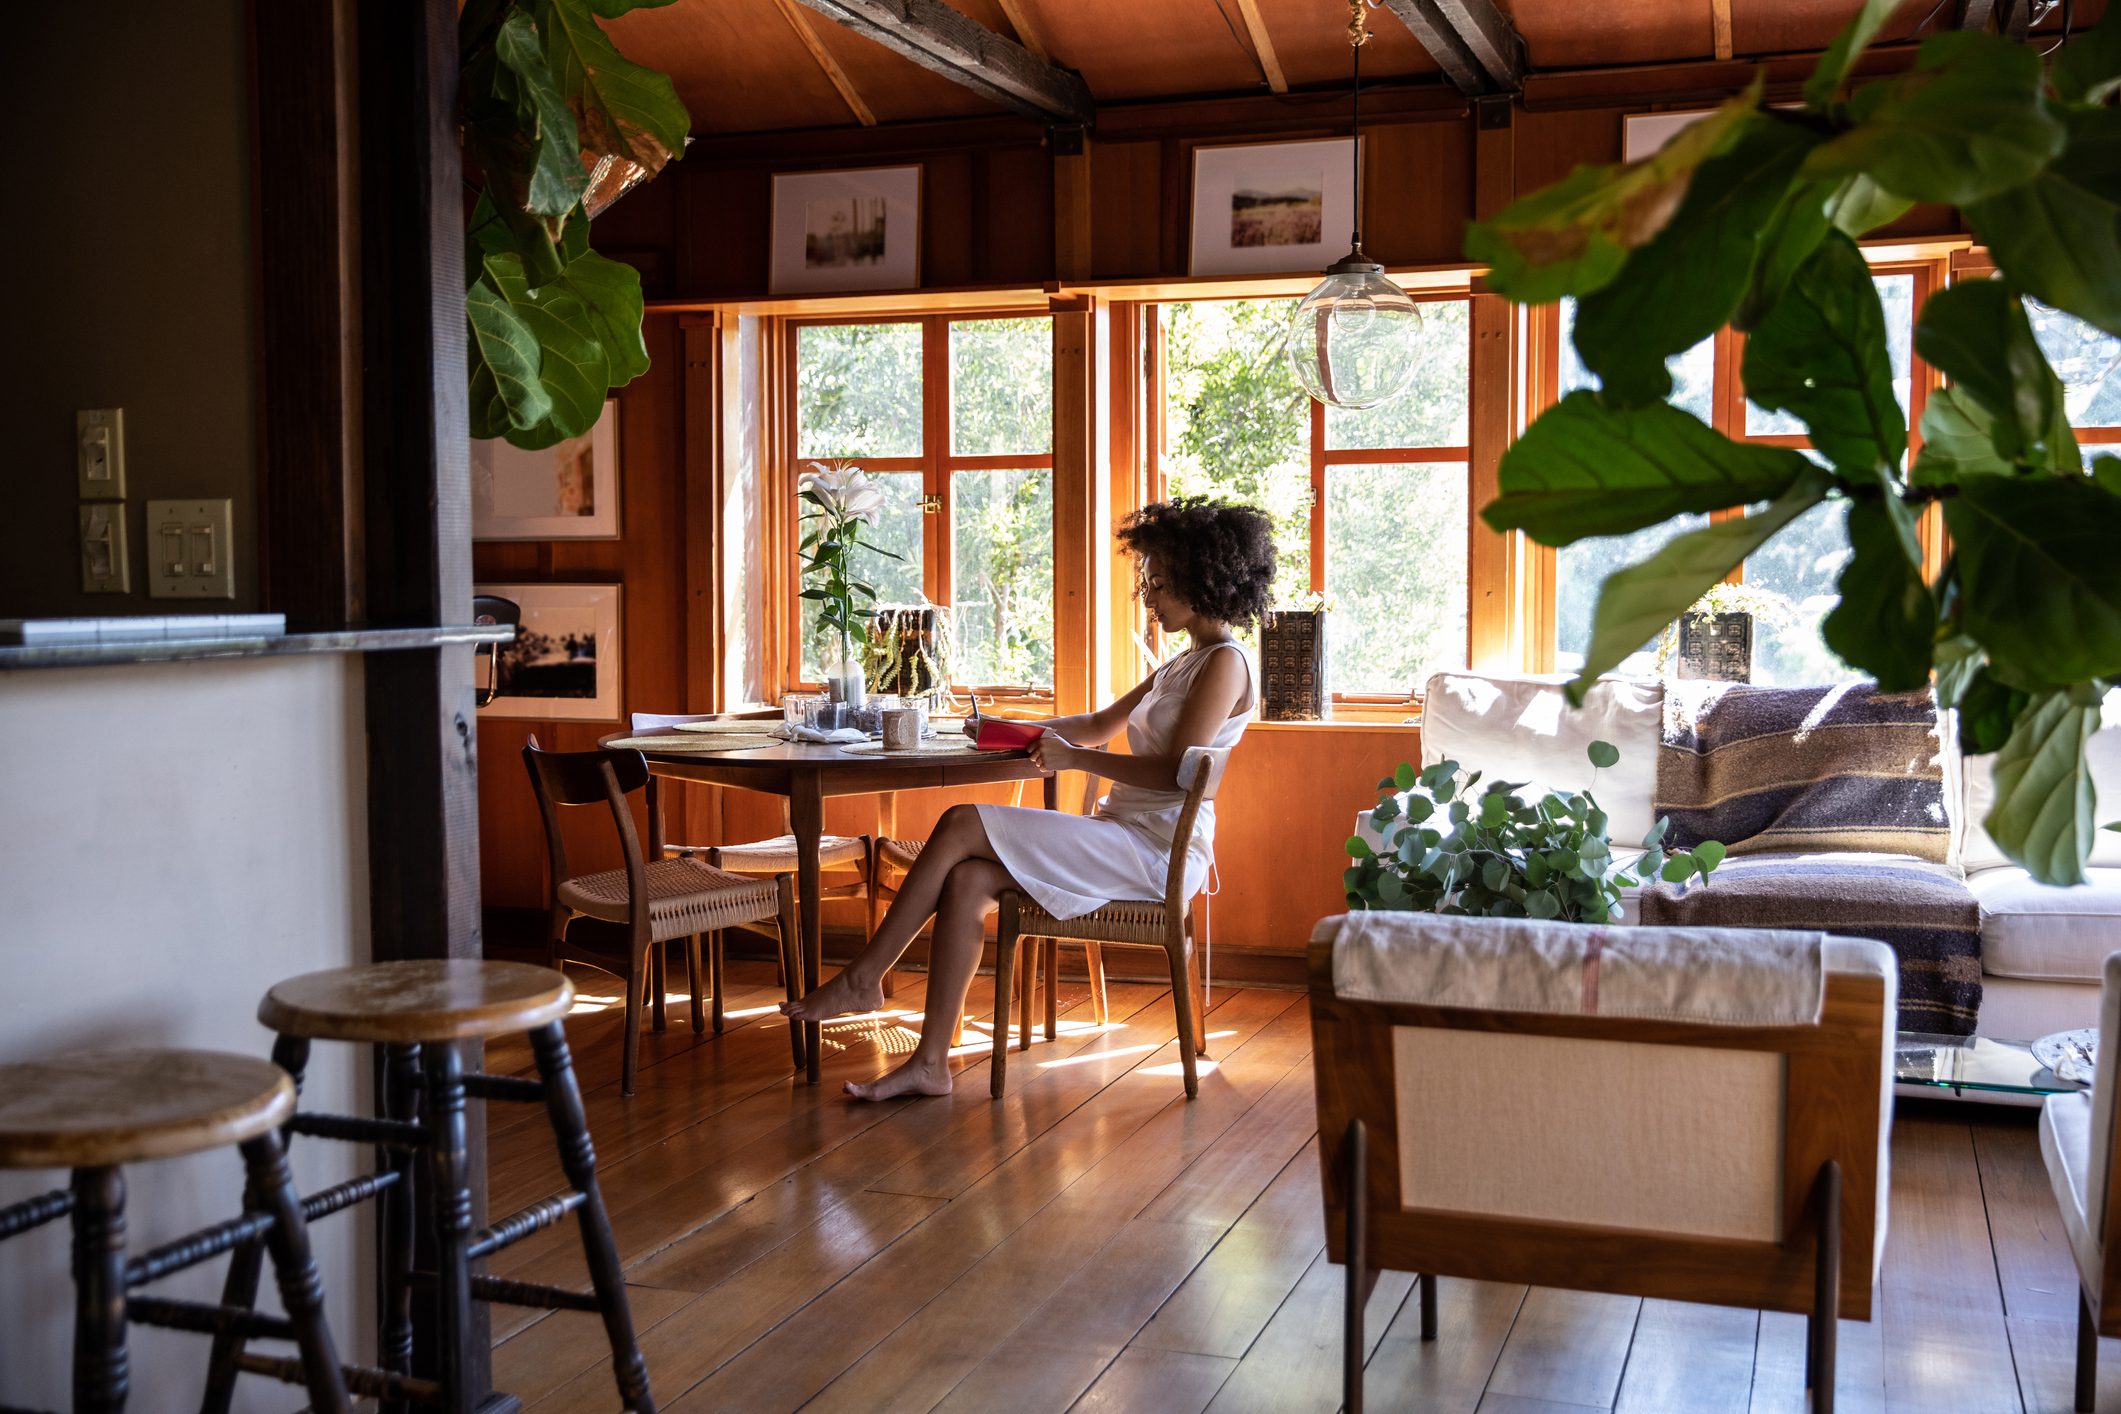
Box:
[1043,938,1059,1041]
[621,940,647,1098]
[203,1033,310,1414]
[71,1165,127,1414]
[380,1042,423,1410]
[687,934,706,1034]
[530,1021,655,1412]
[710,932,726,1036]
[423,1043,478,1411]
[776,875,805,1073]
[1017,942,1034,1053]
[649,940,669,1034]
[1084,943,1109,1025]
[239,1132,351,1414]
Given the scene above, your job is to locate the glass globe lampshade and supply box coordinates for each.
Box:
[1286,252,1422,410]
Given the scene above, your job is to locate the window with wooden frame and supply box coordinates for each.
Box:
[783,311,1057,695]
[1145,291,1474,704]
[1534,254,1949,686]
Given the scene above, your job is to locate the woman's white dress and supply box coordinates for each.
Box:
[978,641,1255,920]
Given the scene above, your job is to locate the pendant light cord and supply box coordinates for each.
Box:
[1349,0,1366,250]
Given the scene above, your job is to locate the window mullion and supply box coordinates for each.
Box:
[925,315,950,610]
[1309,397,1326,598]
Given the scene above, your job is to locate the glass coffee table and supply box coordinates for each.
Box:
[1895,1032,2091,1097]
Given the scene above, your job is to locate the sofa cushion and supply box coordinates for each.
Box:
[1420,673,1663,848]
[1968,867,2121,983]
[1960,690,2121,873]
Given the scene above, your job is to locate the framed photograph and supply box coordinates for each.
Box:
[474,583,623,722]
[1622,109,1710,161]
[1189,138,1359,277]
[770,165,923,295]
[471,399,620,541]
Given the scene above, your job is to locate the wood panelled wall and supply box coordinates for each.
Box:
[475,88,1947,958]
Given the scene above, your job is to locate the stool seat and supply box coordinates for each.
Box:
[558,856,779,941]
[259,959,574,1044]
[0,1049,293,1169]
[879,837,925,871]
[700,832,868,874]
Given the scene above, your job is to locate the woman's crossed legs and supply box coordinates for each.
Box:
[779,802,1017,1100]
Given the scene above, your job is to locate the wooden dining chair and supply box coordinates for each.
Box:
[1309,915,1897,1413]
[523,736,803,1095]
[989,745,1230,1099]
[646,710,893,998]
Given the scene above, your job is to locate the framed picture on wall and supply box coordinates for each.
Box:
[474,583,623,722]
[769,165,923,295]
[471,399,620,541]
[1188,138,1360,277]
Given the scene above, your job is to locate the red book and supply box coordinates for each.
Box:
[974,718,1044,752]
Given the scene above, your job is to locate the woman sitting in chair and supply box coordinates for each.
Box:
[783,496,1276,1100]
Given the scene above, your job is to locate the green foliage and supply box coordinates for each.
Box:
[1464,7,2121,885]
[460,0,688,449]
[1343,742,1722,922]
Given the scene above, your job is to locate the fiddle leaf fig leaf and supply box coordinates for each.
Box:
[1909,384,2011,486]
[1804,0,1900,109]
[1806,32,2064,206]
[475,252,609,449]
[1916,279,2080,473]
[1740,230,1906,477]
[1463,81,1764,305]
[1567,476,1832,704]
[1826,173,1915,238]
[534,0,689,184]
[2094,455,2121,499]
[1986,685,2102,887]
[466,271,554,438]
[1484,391,1818,544]
[1824,497,1937,692]
[1574,116,1822,405]
[2054,0,2121,106]
[492,10,588,220]
[1946,475,2121,685]
[1965,108,2121,339]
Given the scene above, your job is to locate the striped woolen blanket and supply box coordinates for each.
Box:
[1642,683,1980,1035]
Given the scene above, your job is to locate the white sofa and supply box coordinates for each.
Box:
[1357,671,2121,1046]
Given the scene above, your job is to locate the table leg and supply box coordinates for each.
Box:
[792,770,825,1085]
[646,775,665,859]
[1043,772,1059,811]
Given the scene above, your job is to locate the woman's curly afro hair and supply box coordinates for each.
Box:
[1117,496,1278,629]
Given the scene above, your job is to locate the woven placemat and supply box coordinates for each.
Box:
[607,733,782,753]
[837,737,989,756]
[668,719,788,734]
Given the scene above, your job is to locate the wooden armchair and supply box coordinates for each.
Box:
[2039,949,2121,1412]
[524,737,802,1095]
[1308,917,1896,1413]
[991,745,1230,1100]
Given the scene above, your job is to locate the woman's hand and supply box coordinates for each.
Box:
[1026,731,1081,775]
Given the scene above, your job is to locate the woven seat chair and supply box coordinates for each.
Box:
[642,710,892,998]
[526,736,802,1095]
[991,745,1230,1099]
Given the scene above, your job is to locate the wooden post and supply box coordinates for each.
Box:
[1467,99,1524,673]
[1054,134,1094,284]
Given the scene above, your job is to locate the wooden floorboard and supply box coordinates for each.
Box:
[482,986,2093,1414]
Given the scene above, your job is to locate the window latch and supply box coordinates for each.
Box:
[920,494,943,515]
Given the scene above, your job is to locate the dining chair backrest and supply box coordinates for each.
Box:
[1161,746,1233,915]
[472,595,521,708]
[522,736,652,921]
[2087,952,2121,1274]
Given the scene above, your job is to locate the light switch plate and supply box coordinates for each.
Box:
[79,504,130,593]
[146,498,235,600]
[77,409,126,500]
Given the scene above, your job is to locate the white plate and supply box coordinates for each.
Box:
[2032,1028,2099,1085]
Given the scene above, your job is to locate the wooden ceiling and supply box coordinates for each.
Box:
[607,0,2100,135]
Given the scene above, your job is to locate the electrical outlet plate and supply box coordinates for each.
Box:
[146,498,236,600]
[79,504,130,593]
[77,409,125,500]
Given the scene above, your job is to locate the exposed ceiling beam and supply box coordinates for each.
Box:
[771,0,878,126]
[994,0,1054,63]
[1957,0,1999,28]
[1232,0,1290,93]
[789,0,1095,126]
[1710,0,1734,61]
[1375,0,1525,95]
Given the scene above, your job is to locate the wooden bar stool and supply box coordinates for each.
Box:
[235,959,654,1413]
[0,1049,350,1413]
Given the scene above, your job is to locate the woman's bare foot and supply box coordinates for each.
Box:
[779,966,886,1023]
[844,1053,954,1101]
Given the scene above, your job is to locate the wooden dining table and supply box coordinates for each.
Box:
[600,732,1058,1083]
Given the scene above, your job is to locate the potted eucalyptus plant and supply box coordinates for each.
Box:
[1346,742,1723,923]
[1466,0,2121,886]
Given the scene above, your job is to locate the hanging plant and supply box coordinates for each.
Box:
[458,0,690,449]
[1467,0,2121,886]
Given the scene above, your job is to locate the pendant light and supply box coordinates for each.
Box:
[1286,0,1422,411]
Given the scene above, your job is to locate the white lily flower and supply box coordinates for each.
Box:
[801,461,882,526]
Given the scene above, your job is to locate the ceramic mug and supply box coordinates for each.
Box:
[881,707,923,752]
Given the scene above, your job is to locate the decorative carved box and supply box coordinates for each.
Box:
[1676,611,1753,683]
[1261,609,1330,721]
